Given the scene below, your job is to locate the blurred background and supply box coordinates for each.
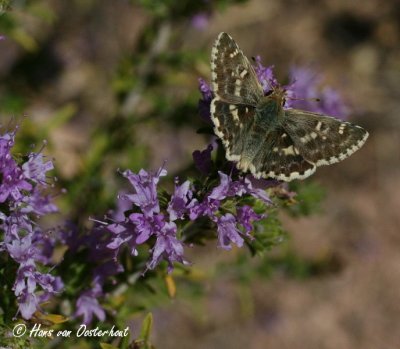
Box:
[1,0,400,348]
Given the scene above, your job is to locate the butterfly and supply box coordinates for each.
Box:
[210,32,369,181]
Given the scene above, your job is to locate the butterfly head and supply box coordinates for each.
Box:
[265,85,287,108]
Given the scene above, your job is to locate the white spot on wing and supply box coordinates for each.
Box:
[229,104,239,122]
[229,50,238,58]
[211,33,226,92]
[226,150,241,162]
[252,163,316,182]
[234,79,242,96]
[282,145,298,156]
[238,158,251,172]
[239,69,248,78]
[300,132,317,143]
[315,129,369,166]
[210,98,224,139]
[338,123,346,135]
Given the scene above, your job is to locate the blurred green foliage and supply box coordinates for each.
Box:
[287,181,326,217]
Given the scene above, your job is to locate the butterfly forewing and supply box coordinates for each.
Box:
[211,32,264,105]
[283,109,369,166]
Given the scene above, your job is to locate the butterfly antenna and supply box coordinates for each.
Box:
[286,96,321,103]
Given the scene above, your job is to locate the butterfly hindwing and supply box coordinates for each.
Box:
[211,32,264,105]
[241,126,316,181]
[283,109,369,166]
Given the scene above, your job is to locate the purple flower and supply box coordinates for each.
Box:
[189,173,268,248]
[6,234,36,264]
[106,165,190,272]
[209,172,272,205]
[288,66,320,99]
[287,66,349,118]
[18,293,38,319]
[31,228,57,265]
[20,188,58,215]
[198,78,213,101]
[122,166,166,216]
[187,172,271,227]
[254,56,278,93]
[192,143,214,175]
[147,221,188,273]
[236,205,264,234]
[0,132,41,203]
[129,212,164,244]
[13,257,63,319]
[22,152,54,185]
[13,263,63,319]
[107,221,139,255]
[251,59,349,118]
[106,165,190,273]
[0,131,15,164]
[107,166,168,255]
[0,162,32,203]
[104,158,272,278]
[319,86,349,119]
[198,78,213,123]
[111,192,132,221]
[61,224,122,324]
[75,286,106,324]
[167,179,193,221]
[33,272,63,295]
[80,228,124,288]
[188,197,220,221]
[216,213,244,250]
[191,13,209,30]
[209,172,245,200]
[243,176,273,204]
[0,127,61,320]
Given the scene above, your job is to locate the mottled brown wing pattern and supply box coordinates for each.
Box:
[211,32,264,105]
[283,109,369,166]
[243,127,316,181]
[211,99,256,162]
